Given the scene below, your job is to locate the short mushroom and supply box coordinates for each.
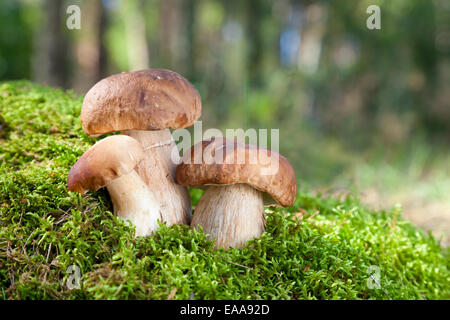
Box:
[67,135,162,237]
[176,137,297,249]
[80,69,201,226]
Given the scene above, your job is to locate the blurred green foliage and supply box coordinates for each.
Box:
[0,0,448,178]
[0,1,35,80]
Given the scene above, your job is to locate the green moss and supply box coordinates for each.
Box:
[0,81,448,300]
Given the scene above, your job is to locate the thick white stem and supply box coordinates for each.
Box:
[106,170,162,237]
[124,129,192,226]
[191,184,265,249]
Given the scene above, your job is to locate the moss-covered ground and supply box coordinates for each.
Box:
[0,81,448,299]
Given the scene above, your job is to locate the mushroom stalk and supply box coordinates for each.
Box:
[123,129,192,226]
[191,184,265,249]
[106,170,162,237]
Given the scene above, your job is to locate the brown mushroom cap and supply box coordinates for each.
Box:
[175,137,297,206]
[81,69,202,135]
[67,135,144,194]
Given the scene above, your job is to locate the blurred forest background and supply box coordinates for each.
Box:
[0,0,449,244]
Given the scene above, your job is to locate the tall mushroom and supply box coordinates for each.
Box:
[67,135,162,237]
[80,69,202,226]
[176,137,297,249]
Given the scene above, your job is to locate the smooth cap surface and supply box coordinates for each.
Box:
[81,69,202,135]
[67,135,144,194]
[176,137,297,206]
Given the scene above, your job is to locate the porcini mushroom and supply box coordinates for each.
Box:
[67,135,162,237]
[176,137,297,249]
[80,69,202,226]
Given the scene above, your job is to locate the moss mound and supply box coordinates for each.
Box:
[0,81,448,300]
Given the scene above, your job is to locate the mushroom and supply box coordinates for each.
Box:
[176,137,297,249]
[67,135,162,237]
[80,69,202,226]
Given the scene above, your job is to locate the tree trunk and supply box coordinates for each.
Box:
[124,0,150,71]
[73,0,108,93]
[32,0,69,88]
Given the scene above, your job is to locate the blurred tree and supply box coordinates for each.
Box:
[73,0,108,93]
[123,0,149,70]
[245,0,264,88]
[32,0,70,88]
[183,0,197,80]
